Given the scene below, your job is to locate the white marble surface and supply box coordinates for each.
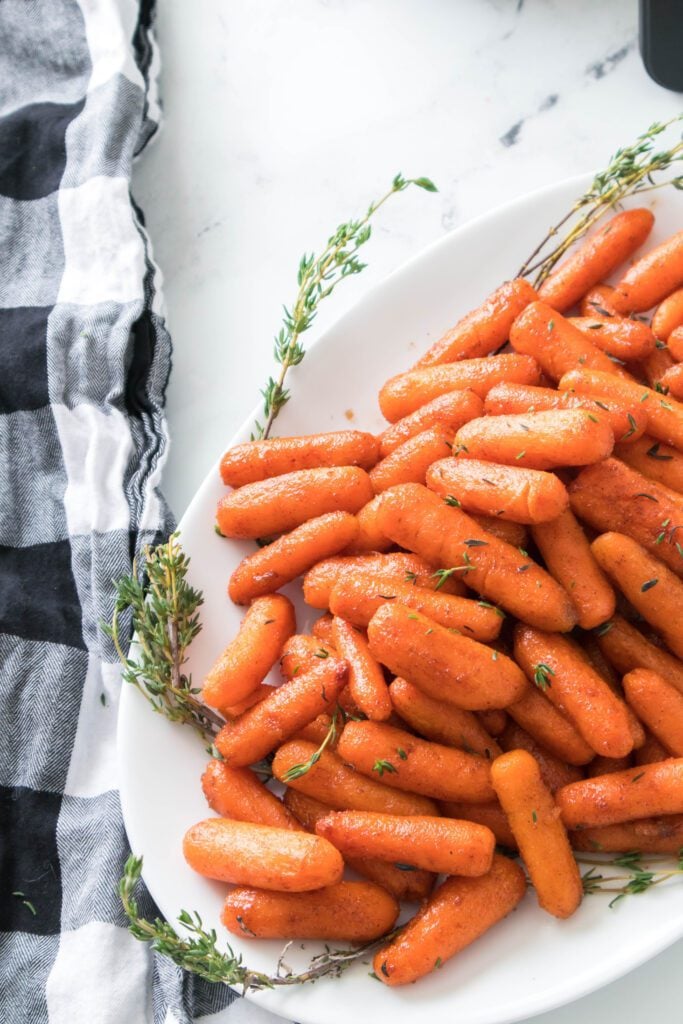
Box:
[132,1,683,1021]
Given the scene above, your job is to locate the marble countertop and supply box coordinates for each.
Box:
[132,1,682,1021]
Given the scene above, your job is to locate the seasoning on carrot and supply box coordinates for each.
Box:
[331,617,392,721]
[342,495,392,554]
[557,759,683,829]
[389,676,502,759]
[506,685,595,766]
[595,612,683,697]
[623,668,683,757]
[498,721,584,793]
[303,551,466,609]
[378,389,483,456]
[510,301,626,381]
[652,287,683,340]
[440,800,517,849]
[568,316,655,361]
[659,362,683,401]
[201,759,300,830]
[220,430,379,487]
[469,513,529,547]
[571,816,683,855]
[369,426,454,493]
[612,228,683,313]
[614,434,683,493]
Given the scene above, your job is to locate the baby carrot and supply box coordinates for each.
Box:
[668,325,683,361]
[571,816,683,855]
[280,635,337,681]
[375,483,577,632]
[316,811,495,876]
[427,457,569,524]
[636,730,670,766]
[183,818,343,891]
[389,676,502,758]
[498,721,584,793]
[580,284,620,318]
[201,759,300,830]
[596,613,683,697]
[202,594,295,710]
[538,208,654,312]
[294,713,339,746]
[510,301,624,381]
[507,686,595,766]
[215,658,348,766]
[378,354,540,422]
[369,427,454,493]
[311,612,335,645]
[568,316,655,361]
[440,800,517,849]
[222,881,398,942]
[303,552,465,609]
[367,602,527,710]
[514,624,634,758]
[557,759,683,828]
[531,509,615,629]
[222,683,272,719]
[219,431,379,487]
[332,617,391,721]
[228,511,359,605]
[378,389,483,456]
[623,668,683,756]
[612,228,683,313]
[640,345,676,390]
[659,362,683,400]
[591,532,683,659]
[373,854,526,986]
[414,278,538,367]
[217,466,374,539]
[469,514,529,547]
[652,288,683,340]
[453,409,614,470]
[492,750,582,919]
[342,495,392,554]
[614,434,683,492]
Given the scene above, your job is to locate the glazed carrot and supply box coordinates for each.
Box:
[469,514,529,546]
[531,509,615,629]
[652,288,683,340]
[485,381,647,445]
[378,389,483,456]
[228,511,359,605]
[369,427,454,493]
[492,750,582,919]
[316,811,495,876]
[311,612,335,645]
[499,721,584,793]
[389,677,502,759]
[303,552,466,610]
[201,759,300,830]
[453,409,614,470]
[426,457,569,524]
[668,325,683,361]
[568,316,656,361]
[612,229,683,313]
[272,741,439,816]
[639,345,675,389]
[659,362,683,400]
[579,632,620,690]
[332,617,391,721]
[215,658,348,766]
[216,466,374,539]
[373,854,526,986]
[202,594,296,710]
[375,484,577,631]
[538,209,654,312]
[580,284,620,318]
[514,625,633,758]
[477,709,508,737]
[222,683,273,719]
[510,302,625,381]
[591,532,683,659]
[440,800,517,849]
[623,668,683,756]
[571,815,683,854]
[414,279,538,367]
[506,686,596,766]
[222,880,398,942]
[219,431,379,487]
[557,759,683,828]
[341,495,392,554]
[367,603,527,711]
[586,755,632,778]
[636,730,671,766]
[378,354,540,423]
[337,720,495,803]
[614,434,683,492]
[569,459,683,578]
[294,713,339,746]
[596,613,683,697]
[280,634,337,681]
[329,575,502,642]
[183,818,343,891]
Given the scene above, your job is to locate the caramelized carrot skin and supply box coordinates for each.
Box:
[613,228,683,313]
[378,389,483,456]
[369,427,453,492]
[303,552,465,609]
[507,686,596,766]
[470,514,529,546]
[389,676,502,758]
[219,431,379,487]
[623,668,683,756]
[440,800,517,849]
[343,495,392,554]
[372,854,526,986]
[332,616,392,722]
[596,613,683,696]
[580,284,620,318]
[652,288,683,340]
[568,317,655,361]
[201,759,300,830]
[659,362,683,401]
[571,815,683,854]
[427,457,569,524]
[557,759,683,828]
[510,302,623,381]
[498,721,584,793]
[614,434,683,493]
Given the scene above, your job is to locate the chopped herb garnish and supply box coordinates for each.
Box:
[373,759,397,777]
[641,578,658,592]
[533,663,555,691]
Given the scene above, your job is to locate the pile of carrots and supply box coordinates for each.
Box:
[183,206,683,987]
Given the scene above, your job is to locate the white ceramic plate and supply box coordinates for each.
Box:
[118,173,683,1024]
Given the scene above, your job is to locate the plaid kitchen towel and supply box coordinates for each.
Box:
[0,3,273,1022]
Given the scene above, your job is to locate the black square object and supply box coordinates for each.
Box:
[125,308,155,416]
[0,786,62,935]
[0,540,84,650]
[0,307,50,413]
[0,100,85,201]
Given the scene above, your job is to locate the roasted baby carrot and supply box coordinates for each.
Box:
[469,514,529,546]
[389,676,502,759]
[514,624,634,758]
[635,730,671,766]
[228,511,359,604]
[510,301,624,381]
[303,551,465,609]
[652,288,683,340]
[375,483,577,632]
[531,509,616,629]
[316,811,495,875]
[378,389,483,456]
[414,278,537,366]
[378,354,540,422]
[331,617,391,721]
[591,532,683,659]
[596,613,683,697]
[506,686,595,766]
[280,634,337,681]
[369,427,454,492]
[659,362,683,400]
[623,668,683,756]
[372,854,526,986]
[476,709,508,737]
[557,759,683,828]
[579,284,620,318]
[614,434,683,492]
[571,816,683,855]
[426,457,569,524]
[367,602,527,710]
[202,594,296,710]
[498,721,584,793]
[453,409,614,470]
[538,208,654,312]
[222,683,273,719]
[215,657,347,766]
[201,759,300,830]
[440,800,517,849]
[668,325,683,361]
[612,228,683,313]
[342,495,392,554]
[219,431,379,487]
[294,712,339,746]
[568,316,655,361]
[311,612,335,645]
[491,750,582,919]
[217,466,374,539]
[640,346,676,390]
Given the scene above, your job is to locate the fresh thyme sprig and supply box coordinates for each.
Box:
[281,705,344,782]
[254,173,438,439]
[577,850,683,908]
[518,114,683,286]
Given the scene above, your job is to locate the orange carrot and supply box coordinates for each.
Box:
[668,325,683,361]
[342,495,393,554]
[183,818,343,891]
[596,613,683,697]
[202,594,296,710]
[440,800,517,849]
[228,511,359,605]
[219,431,379,487]
[571,816,683,854]
[612,229,683,313]
[635,730,671,766]
[414,278,538,367]
[389,676,502,759]
[557,759,683,828]
[568,316,655,361]
[378,389,483,456]
[303,552,465,609]
[426,457,569,524]
[279,634,337,681]
[538,209,654,312]
[498,721,584,793]
[201,759,300,830]
[469,514,529,546]
[579,284,620,318]
[659,362,683,400]
[331,617,391,721]
[476,709,508,737]
[372,854,526,986]
[311,612,335,645]
[652,288,683,340]
[510,301,625,381]
[507,686,595,766]
[294,712,339,746]
[579,632,620,690]
[623,668,683,756]
[369,427,454,493]
[639,345,676,389]
[614,434,683,493]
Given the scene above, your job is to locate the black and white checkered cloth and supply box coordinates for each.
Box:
[0,3,247,1021]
